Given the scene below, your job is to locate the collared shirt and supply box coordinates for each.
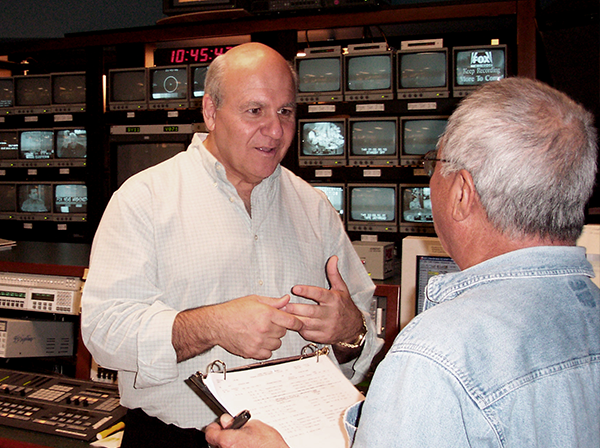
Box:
[346,246,600,447]
[82,133,381,429]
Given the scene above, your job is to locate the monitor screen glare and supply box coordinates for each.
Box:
[399,51,446,89]
[52,73,86,105]
[15,76,51,107]
[110,69,147,103]
[298,57,341,94]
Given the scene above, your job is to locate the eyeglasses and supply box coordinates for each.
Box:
[422,150,450,177]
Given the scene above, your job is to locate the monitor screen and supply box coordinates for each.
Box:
[116,142,186,187]
[109,68,148,110]
[55,129,87,159]
[397,49,449,99]
[453,45,507,97]
[17,184,52,213]
[348,117,398,166]
[19,130,54,160]
[400,116,447,166]
[0,78,14,108]
[344,50,394,101]
[150,66,188,100]
[298,119,346,166]
[347,184,397,232]
[0,184,17,213]
[295,46,343,102]
[0,131,18,160]
[399,184,435,233]
[54,184,88,214]
[52,72,86,105]
[313,183,345,217]
[14,75,52,107]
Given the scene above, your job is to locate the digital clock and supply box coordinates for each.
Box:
[154,45,235,66]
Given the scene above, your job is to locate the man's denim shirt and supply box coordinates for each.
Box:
[345,246,600,447]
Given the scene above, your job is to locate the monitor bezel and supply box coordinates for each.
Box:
[13,74,53,114]
[399,183,435,234]
[295,46,344,103]
[347,116,399,167]
[51,71,87,113]
[297,118,347,167]
[346,182,398,233]
[148,65,190,110]
[396,48,450,100]
[452,44,508,97]
[343,45,395,102]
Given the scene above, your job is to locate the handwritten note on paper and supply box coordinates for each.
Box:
[204,355,364,448]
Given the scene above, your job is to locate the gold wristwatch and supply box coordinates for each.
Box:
[335,314,367,349]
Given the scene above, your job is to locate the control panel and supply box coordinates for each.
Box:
[0,368,125,441]
[0,272,83,315]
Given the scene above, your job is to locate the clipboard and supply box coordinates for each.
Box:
[185,344,364,448]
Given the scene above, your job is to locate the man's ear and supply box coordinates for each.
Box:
[202,95,217,131]
[450,169,477,222]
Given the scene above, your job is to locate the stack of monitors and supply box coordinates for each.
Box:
[0,181,87,222]
[0,128,87,168]
[309,182,436,235]
[293,41,506,103]
[298,116,447,168]
[6,72,86,115]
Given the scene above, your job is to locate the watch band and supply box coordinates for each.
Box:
[335,314,367,349]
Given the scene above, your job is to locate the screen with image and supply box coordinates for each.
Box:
[0,184,17,213]
[400,116,447,166]
[149,66,188,109]
[397,49,449,99]
[14,75,52,107]
[344,50,394,101]
[0,78,14,109]
[52,72,86,105]
[400,184,435,233]
[17,184,52,213]
[298,119,346,166]
[19,130,54,160]
[313,183,345,218]
[0,131,18,160]
[416,255,460,314]
[55,129,86,159]
[453,45,506,97]
[347,184,397,232]
[191,64,209,99]
[348,117,398,166]
[109,68,148,110]
[54,184,88,214]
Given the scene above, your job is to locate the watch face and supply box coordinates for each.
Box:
[155,46,235,65]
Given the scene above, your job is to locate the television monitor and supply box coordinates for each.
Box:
[0,183,17,214]
[0,131,19,161]
[347,183,398,232]
[51,72,86,113]
[298,118,346,167]
[295,46,343,103]
[453,44,507,97]
[344,43,395,102]
[348,117,398,166]
[109,123,196,190]
[312,183,345,219]
[397,45,449,99]
[19,130,54,161]
[190,63,209,108]
[148,66,189,110]
[399,184,434,234]
[13,75,52,114]
[0,78,14,110]
[17,183,53,216]
[54,183,87,219]
[399,115,448,167]
[415,254,460,314]
[55,128,87,161]
[108,68,148,111]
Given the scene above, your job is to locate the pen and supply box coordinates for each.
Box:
[228,410,251,429]
[96,421,125,440]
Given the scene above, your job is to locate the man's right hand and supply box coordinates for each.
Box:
[172,295,303,362]
[205,414,289,448]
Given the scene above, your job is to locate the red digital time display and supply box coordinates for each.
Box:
[154,45,235,65]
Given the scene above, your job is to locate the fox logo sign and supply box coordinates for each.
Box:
[470,51,494,66]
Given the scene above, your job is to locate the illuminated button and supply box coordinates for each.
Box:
[254,235,258,241]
